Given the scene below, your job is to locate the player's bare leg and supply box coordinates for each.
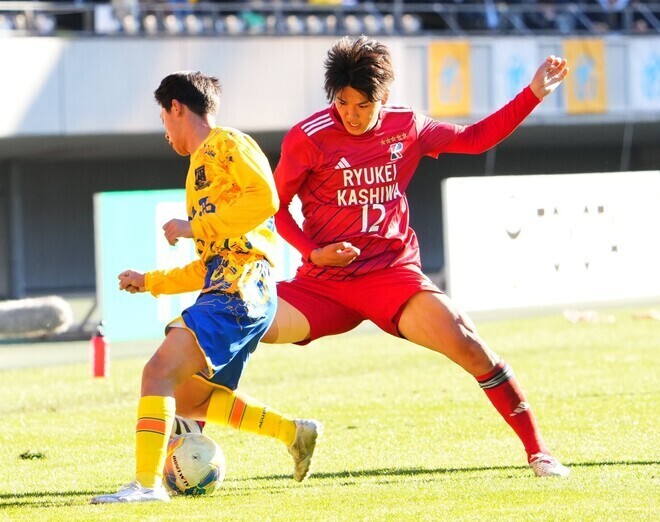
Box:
[261,297,311,344]
[397,291,497,375]
[397,291,569,477]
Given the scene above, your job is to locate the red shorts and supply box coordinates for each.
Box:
[276,264,442,343]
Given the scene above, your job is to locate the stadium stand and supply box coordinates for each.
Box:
[0,1,657,36]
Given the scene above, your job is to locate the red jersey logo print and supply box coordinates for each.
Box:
[389,142,403,162]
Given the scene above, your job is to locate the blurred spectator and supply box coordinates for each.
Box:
[112,0,139,21]
[629,0,657,33]
[588,0,630,32]
[453,0,500,32]
[409,0,452,32]
[453,0,540,33]
[512,0,558,31]
[514,0,578,33]
[515,0,550,31]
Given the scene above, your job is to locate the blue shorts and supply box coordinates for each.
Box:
[167,259,276,390]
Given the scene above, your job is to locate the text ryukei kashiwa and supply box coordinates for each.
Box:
[337,163,402,206]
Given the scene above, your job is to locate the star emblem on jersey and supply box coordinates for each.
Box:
[335,157,351,169]
[381,132,407,146]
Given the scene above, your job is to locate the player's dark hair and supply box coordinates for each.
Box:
[324,35,394,103]
[154,71,222,117]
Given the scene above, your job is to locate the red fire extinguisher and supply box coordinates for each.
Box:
[90,321,109,378]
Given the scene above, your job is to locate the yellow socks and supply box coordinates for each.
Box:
[135,395,175,488]
[133,390,295,488]
[206,388,297,446]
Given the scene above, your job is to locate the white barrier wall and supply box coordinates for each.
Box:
[442,171,660,312]
[1,36,658,139]
[0,36,334,137]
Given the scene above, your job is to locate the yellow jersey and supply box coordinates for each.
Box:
[145,127,278,297]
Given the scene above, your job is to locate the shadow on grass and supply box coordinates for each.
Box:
[0,490,98,508]
[1,459,657,506]
[227,458,660,484]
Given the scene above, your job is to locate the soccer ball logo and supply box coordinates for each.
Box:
[163,433,226,496]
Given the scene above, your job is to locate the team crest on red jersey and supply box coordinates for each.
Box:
[389,142,404,161]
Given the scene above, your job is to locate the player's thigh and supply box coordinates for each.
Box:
[397,291,497,375]
[142,328,208,395]
[262,296,311,344]
[174,376,216,418]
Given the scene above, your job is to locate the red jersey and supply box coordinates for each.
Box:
[275,86,541,280]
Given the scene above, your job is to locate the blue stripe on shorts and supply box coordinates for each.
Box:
[180,259,276,390]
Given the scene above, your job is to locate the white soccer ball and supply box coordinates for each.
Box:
[163,433,226,496]
[170,416,203,439]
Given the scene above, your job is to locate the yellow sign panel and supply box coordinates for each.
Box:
[428,41,471,117]
[563,39,607,114]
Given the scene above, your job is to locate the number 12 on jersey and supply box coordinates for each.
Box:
[361,203,386,233]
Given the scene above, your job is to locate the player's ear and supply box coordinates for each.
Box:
[381,91,389,105]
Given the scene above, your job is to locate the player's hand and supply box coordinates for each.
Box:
[529,55,569,99]
[309,242,360,267]
[118,270,146,293]
[162,219,193,246]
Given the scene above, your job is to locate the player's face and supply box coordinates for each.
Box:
[160,105,187,156]
[334,86,387,136]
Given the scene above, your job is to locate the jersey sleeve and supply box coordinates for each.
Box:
[419,85,541,157]
[144,258,207,296]
[273,128,320,261]
[190,132,278,242]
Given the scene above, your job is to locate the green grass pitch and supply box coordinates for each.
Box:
[1,306,658,521]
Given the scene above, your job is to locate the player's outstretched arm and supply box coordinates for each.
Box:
[529,55,569,100]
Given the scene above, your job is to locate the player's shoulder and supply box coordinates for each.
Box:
[291,107,336,139]
[382,106,443,136]
[211,126,264,152]
[381,105,417,121]
[382,104,415,114]
[214,126,249,142]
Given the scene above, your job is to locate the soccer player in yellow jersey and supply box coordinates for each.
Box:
[91,71,321,504]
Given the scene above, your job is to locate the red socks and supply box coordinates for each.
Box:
[476,361,549,460]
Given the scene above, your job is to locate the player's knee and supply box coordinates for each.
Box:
[457,334,498,375]
[141,354,174,386]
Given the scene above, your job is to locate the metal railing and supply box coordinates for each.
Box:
[0,2,658,36]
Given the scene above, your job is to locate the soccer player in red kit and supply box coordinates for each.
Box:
[262,36,571,477]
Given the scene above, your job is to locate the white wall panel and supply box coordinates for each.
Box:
[442,171,660,312]
[61,38,186,133]
[0,37,65,137]
[1,35,657,139]
[179,37,322,131]
[492,39,538,109]
[629,37,660,112]
[397,42,427,112]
